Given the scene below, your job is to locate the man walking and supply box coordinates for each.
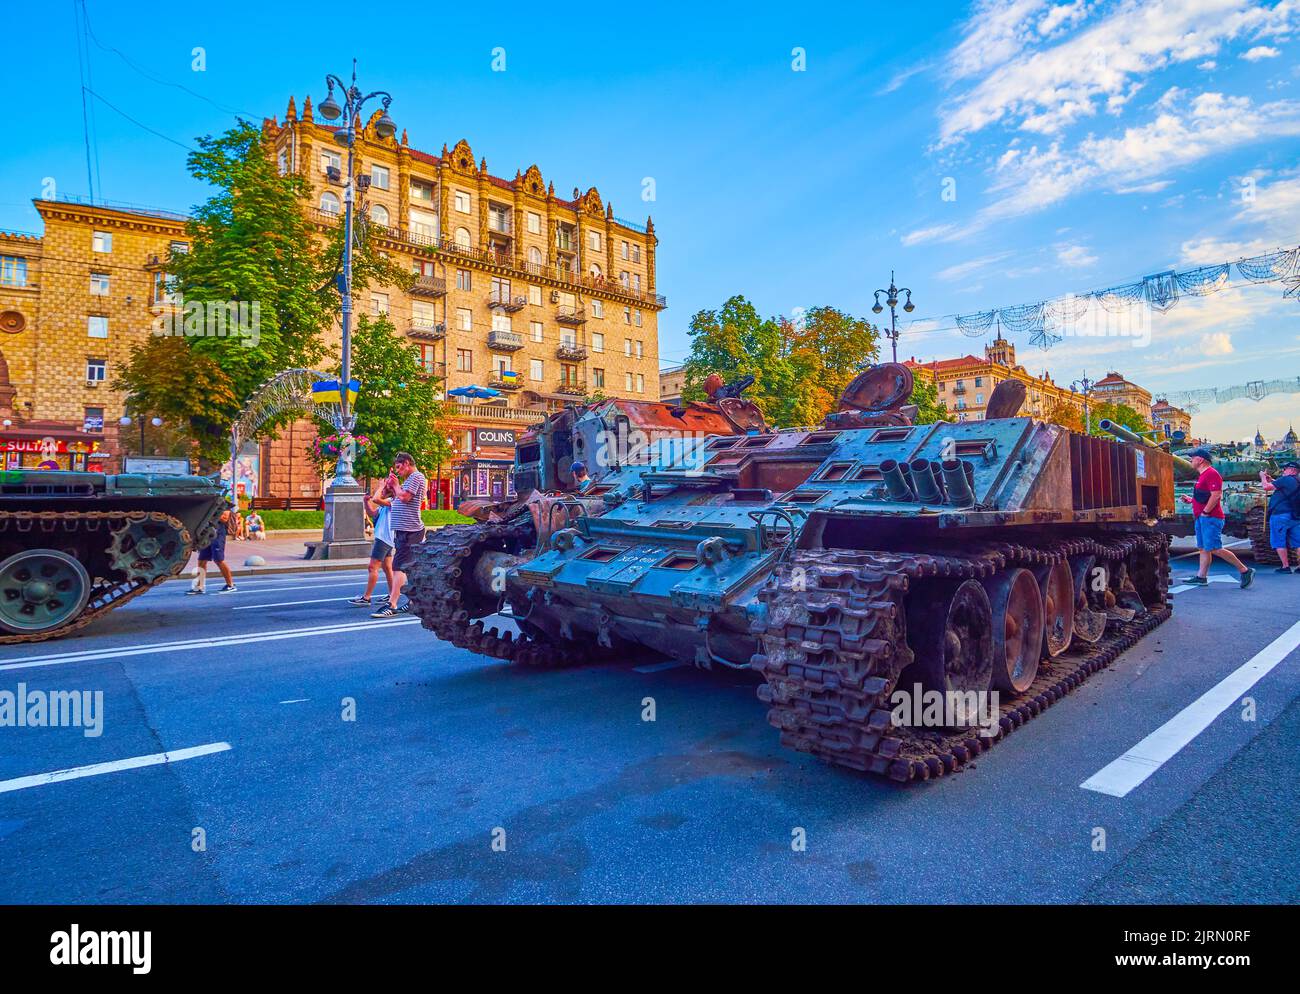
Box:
[1260,460,1300,573]
[188,499,237,595]
[373,452,427,618]
[1181,447,1254,588]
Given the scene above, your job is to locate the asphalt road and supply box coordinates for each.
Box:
[1,538,1297,904]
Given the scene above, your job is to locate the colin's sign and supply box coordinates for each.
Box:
[474,427,517,448]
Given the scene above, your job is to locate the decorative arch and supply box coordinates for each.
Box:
[447,139,477,177]
[580,187,603,215]
[520,164,545,197]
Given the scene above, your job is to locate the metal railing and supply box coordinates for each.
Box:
[556,343,588,361]
[556,379,587,395]
[408,320,446,340]
[487,329,524,350]
[556,305,586,325]
[410,274,446,296]
[450,403,545,424]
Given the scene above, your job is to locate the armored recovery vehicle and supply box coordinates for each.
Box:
[407,366,1175,781]
[0,469,226,643]
[1103,420,1287,564]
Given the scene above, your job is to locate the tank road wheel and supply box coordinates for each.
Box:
[108,514,190,583]
[1247,506,1282,566]
[982,568,1044,695]
[0,549,92,636]
[1034,559,1074,659]
[1070,555,1106,644]
[908,578,994,699]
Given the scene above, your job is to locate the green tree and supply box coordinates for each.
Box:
[787,306,881,420]
[910,376,949,424]
[310,314,450,481]
[116,121,405,462]
[1089,401,1148,437]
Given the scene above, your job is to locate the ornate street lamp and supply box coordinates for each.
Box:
[1071,372,1096,434]
[871,271,914,364]
[119,414,163,457]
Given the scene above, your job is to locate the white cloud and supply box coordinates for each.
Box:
[1180,172,1300,263]
[939,0,1298,144]
[1198,59,1219,70]
[1114,179,1175,194]
[1242,45,1281,60]
[936,252,1014,281]
[1200,331,1235,354]
[1056,242,1099,267]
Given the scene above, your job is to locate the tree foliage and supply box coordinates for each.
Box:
[309,315,450,481]
[1044,399,1086,433]
[1088,401,1148,437]
[910,376,949,424]
[680,296,881,428]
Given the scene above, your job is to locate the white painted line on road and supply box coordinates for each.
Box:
[1172,540,1248,560]
[0,742,231,795]
[169,580,367,597]
[232,594,388,610]
[634,660,687,674]
[1169,576,1243,594]
[1081,618,1300,798]
[0,617,420,673]
[279,698,309,705]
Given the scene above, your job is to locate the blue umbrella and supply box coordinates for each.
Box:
[448,385,501,400]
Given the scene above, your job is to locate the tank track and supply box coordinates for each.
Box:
[751,532,1171,782]
[1246,506,1283,565]
[404,515,591,667]
[0,510,192,645]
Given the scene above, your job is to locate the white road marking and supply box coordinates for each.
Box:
[232,594,389,610]
[0,617,420,673]
[279,698,309,705]
[168,580,367,597]
[1172,539,1248,560]
[634,660,687,674]
[0,742,231,795]
[1169,576,1243,594]
[1081,618,1300,797]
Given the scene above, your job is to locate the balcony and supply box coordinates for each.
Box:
[487,291,526,313]
[556,306,586,325]
[487,329,524,351]
[451,403,545,424]
[556,379,587,396]
[410,274,446,298]
[556,343,587,361]
[408,320,445,342]
[420,360,448,379]
[953,383,967,394]
[488,374,523,391]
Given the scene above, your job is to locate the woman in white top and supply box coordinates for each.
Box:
[349,478,397,607]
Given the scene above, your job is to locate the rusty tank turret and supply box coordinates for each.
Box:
[407,365,1175,782]
[0,469,226,642]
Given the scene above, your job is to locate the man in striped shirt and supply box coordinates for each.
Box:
[372,452,427,618]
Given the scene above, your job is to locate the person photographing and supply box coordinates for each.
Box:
[1181,447,1254,589]
[1260,460,1300,573]
[372,453,427,618]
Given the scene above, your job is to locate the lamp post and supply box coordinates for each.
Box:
[871,271,914,364]
[1071,372,1096,434]
[118,414,163,457]
[311,63,396,559]
[317,62,396,487]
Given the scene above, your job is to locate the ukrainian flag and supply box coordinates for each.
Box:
[499,369,519,385]
[312,379,362,404]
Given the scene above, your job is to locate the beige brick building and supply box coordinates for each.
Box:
[659,364,685,405]
[1151,398,1192,439]
[0,94,666,506]
[1092,371,1154,426]
[905,337,1091,423]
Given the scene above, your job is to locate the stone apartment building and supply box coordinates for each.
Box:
[1092,371,1154,426]
[1151,398,1192,439]
[0,93,665,505]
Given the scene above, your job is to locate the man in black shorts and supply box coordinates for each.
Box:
[188,501,237,595]
[373,452,427,618]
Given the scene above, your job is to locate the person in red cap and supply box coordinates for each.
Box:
[1181,448,1254,588]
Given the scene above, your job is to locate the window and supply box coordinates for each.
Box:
[976,393,984,406]
[587,230,601,252]
[975,377,983,387]
[454,227,471,249]
[633,340,643,358]
[92,231,112,253]
[277,149,289,175]
[412,301,437,328]
[632,274,641,292]
[410,209,438,239]
[87,315,108,339]
[528,285,541,306]
[556,227,573,251]
[530,359,544,381]
[89,272,109,296]
[591,332,604,353]
[83,407,104,433]
[371,164,390,190]
[528,246,542,267]
[561,363,579,386]
[371,293,389,315]
[623,308,632,325]
[0,256,27,286]
[456,269,472,291]
[619,271,630,288]
[370,203,390,226]
[457,348,473,372]
[621,240,629,260]
[636,373,645,393]
[624,338,633,357]
[457,307,473,331]
[625,372,633,391]
[418,345,439,374]
[632,244,641,263]
[490,276,511,303]
[320,192,340,214]
[493,355,510,377]
[454,190,471,213]
[85,357,107,382]
[634,310,643,327]
[411,179,434,202]
[321,150,341,173]
[153,272,178,305]
[491,312,511,333]
[488,204,510,233]
[592,368,605,388]
[589,263,602,278]
[530,321,543,342]
[560,328,576,347]
[169,241,189,256]
[591,299,603,319]
[527,211,541,234]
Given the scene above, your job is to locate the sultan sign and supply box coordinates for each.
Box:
[473,427,517,448]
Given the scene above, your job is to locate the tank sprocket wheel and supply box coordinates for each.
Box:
[108,512,192,583]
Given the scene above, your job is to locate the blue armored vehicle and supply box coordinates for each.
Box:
[406,366,1175,781]
[0,469,226,642]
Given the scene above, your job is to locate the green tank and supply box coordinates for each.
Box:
[1102,421,1287,564]
[0,469,226,642]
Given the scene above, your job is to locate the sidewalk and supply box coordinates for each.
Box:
[176,532,370,579]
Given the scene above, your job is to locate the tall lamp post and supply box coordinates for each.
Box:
[871,271,915,364]
[1071,372,1096,434]
[118,415,162,457]
[312,63,396,558]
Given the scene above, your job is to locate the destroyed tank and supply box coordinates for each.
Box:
[0,469,227,642]
[1103,420,1285,564]
[407,366,1175,782]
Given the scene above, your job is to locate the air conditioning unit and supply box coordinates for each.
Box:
[325,166,342,184]
[355,174,372,192]
[85,380,99,388]
[435,322,446,333]
[549,290,560,303]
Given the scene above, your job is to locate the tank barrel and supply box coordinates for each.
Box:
[880,458,914,501]
[1100,417,1196,479]
[941,459,975,507]
[908,458,944,503]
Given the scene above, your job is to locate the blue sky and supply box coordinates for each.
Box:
[3,0,1298,440]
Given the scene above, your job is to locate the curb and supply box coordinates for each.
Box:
[166,559,371,582]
